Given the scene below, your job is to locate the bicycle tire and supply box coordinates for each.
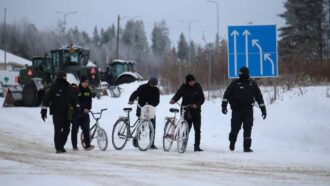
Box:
[163,120,174,152]
[97,127,108,151]
[137,119,154,151]
[112,118,129,150]
[177,121,189,153]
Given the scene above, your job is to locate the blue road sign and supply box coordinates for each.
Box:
[227,25,278,78]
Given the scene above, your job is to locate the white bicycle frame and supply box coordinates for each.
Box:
[166,106,189,140]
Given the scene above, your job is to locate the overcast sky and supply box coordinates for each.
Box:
[1,0,286,46]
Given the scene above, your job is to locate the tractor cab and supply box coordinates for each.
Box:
[106,59,143,85]
[50,44,99,87]
[19,56,52,86]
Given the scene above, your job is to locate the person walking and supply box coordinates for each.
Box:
[71,76,95,151]
[128,77,160,149]
[221,67,267,152]
[41,71,79,153]
[170,74,205,152]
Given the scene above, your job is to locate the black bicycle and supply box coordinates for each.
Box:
[112,104,155,151]
[81,108,108,151]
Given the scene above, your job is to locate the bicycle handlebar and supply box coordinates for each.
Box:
[90,108,108,120]
[175,103,192,109]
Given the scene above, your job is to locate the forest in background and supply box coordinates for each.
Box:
[1,0,330,95]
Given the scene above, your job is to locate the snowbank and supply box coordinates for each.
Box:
[0,83,329,185]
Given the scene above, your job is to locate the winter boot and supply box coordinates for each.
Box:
[229,141,236,151]
[132,138,138,148]
[194,145,203,152]
[56,148,66,154]
[244,138,253,152]
[150,144,158,150]
[229,133,237,151]
[84,145,95,151]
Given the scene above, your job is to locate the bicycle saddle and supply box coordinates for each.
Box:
[123,108,132,112]
[169,108,179,113]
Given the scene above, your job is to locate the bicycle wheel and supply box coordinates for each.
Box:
[96,127,108,151]
[112,118,129,150]
[163,120,174,152]
[177,121,189,153]
[136,119,154,151]
[80,130,93,149]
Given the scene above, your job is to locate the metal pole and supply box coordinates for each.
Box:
[274,77,277,101]
[56,11,77,35]
[179,20,200,43]
[208,52,212,100]
[207,0,219,45]
[116,15,120,59]
[4,8,7,71]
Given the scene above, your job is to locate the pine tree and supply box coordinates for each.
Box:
[151,20,171,56]
[177,33,189,61]
[279,0,324,61]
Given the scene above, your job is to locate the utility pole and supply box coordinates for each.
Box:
[207,0,219,47]
[3,8,7,71]
[208,51,212,100]
[116,15,120,59]
[55,11,77,35]
[179,20,200,42]
[115,15,141,59]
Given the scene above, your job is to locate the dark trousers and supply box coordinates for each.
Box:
[229,108,253,149]
[71,114,90,148]
[150,118,156,145]
[185,110,201,147]
[52,112,70,151]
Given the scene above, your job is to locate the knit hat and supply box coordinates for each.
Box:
[148,76,158,86]
[185,74,196,83]
[240,66,249,75]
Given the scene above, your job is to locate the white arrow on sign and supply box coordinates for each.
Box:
[264,53,275,75]
[231,30,239,76]
[252,39,264,75]
[242,30,250,68]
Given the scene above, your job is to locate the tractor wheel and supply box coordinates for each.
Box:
[23,84,40,107]
[115,75,137,85]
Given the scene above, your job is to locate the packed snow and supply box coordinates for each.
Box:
[0,82,329,185]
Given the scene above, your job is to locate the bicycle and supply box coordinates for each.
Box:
[80,108,108,151]
[112,104,155,151]
[163,104,190,153]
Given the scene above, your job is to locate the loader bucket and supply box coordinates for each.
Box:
[3,86,23,107]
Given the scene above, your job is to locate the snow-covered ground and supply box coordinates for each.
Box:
[0,82,330,186]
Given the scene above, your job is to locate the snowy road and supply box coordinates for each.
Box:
[0,83,330,185]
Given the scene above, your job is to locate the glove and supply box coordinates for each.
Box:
[169,100,176,104]
[222,107,228,114]
[41,108,47,121]
[261,107,267,119]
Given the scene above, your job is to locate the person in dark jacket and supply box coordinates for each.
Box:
[41,71,79,153]
[222,67,267,152]
[71,76,95,151]
[128,77,160,149]
[170,74,205,152]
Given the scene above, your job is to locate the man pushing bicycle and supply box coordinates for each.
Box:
[128,77,160,149]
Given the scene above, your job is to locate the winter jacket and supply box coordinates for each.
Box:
[129,83,160,116]
[222,78,265,110]
[171,83,205,112]
[42,78,78,115]
[74,84,92,118]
